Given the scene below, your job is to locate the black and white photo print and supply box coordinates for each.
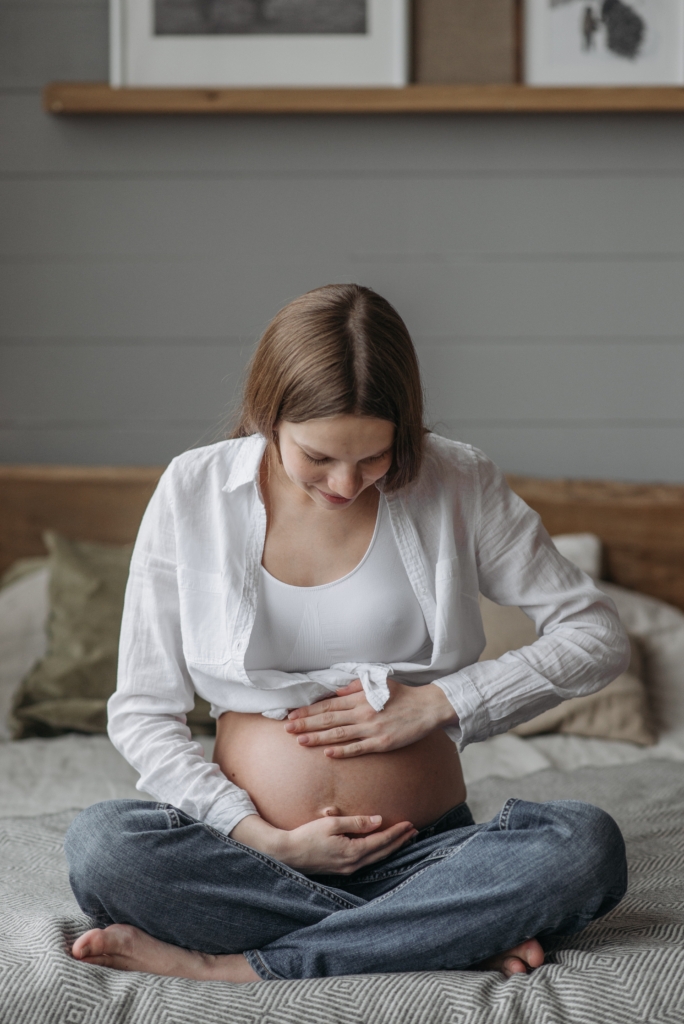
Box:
[154,0,368,35]
[111,0,407,87]
[525,0,684,83]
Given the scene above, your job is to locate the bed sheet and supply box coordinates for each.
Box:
[1,758,682,1024]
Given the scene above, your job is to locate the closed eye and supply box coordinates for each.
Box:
[301,448,392,466]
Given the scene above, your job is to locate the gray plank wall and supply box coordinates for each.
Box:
[2,1,684,481]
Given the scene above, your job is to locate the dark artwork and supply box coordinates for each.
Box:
[600,0,645,58]
[155,0,367,35]
[575,0,645,58]
[582,5,601,49]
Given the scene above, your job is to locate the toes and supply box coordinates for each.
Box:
[72,924,139,964]
[517,939,545,970]
[501,956,529,978]
[72,928,106,959]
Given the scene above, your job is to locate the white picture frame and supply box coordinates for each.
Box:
[110,0,409,88]
[525,0,684,85]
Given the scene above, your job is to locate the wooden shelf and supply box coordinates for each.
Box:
[44,81,684,115]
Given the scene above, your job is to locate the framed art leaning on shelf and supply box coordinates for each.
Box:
[110,0,409,87]
[525,0,684,85]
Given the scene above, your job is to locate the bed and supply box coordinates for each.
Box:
[1,464,684,1023]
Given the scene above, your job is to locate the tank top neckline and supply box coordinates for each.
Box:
[260,494,384,593]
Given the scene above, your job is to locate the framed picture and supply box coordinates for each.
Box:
[110,0,409,87]
[525,0,684,84]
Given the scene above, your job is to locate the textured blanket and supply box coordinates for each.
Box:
[1,759,682,1024]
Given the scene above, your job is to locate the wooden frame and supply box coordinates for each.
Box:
[43,82,684,115]
[2,465,683,612]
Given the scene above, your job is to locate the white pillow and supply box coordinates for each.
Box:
[551,531,684,735]
[0,569,50,741]
[597,581,684,736]
[551,532,602,579]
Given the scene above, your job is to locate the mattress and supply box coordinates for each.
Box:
[2,757,682,1024]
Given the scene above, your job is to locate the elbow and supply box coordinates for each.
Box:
[568,609,631,699]
[609,621,631,679]
[591,617,630,693]
[586,593,631,688]
[106,691,126,752]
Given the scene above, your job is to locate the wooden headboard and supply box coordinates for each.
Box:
[1,465,683,613]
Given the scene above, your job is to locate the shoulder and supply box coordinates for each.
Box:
[167,438,245,480]
[409,434,497,495]
[161,436,263,504]
[395,436,511,531]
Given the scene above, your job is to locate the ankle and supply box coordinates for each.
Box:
[199,952,260,983]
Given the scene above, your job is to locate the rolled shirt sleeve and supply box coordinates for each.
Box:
[433,451,631,749]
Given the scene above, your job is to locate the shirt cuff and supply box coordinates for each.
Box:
[433,669,490,750]
[202,793,258,837]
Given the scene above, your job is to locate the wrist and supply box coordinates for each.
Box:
[230,814,287,860]
[425,683,459,729]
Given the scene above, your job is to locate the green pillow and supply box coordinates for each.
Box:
[10,532,214,739]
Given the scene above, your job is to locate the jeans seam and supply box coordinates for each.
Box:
[159,803,182,829]
[244,949,283,981]
[498,797,518,831]
[201,823,358,910]
[367,829,485,905]
[347,849,453,885]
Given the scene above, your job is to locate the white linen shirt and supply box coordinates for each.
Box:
[108,433,630,836]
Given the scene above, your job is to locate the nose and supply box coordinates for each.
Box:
[328,463,362,498]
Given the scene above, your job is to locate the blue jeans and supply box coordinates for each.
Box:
[64,797,627,980]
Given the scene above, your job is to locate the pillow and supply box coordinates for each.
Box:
[551,530,684,736]
[478,595,656,746]
[9,533,214,739]
[549,533,602,579]
[597,581,684,736]
[0,563,49,741]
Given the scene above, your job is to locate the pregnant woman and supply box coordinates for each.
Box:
[65,284,629,983]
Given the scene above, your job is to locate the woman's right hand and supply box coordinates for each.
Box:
[230,809,418,875]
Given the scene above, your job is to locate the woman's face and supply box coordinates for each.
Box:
[275,415,395,511]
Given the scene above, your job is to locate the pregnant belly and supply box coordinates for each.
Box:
[214,711,466,831]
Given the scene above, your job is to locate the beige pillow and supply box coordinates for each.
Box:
[478,595,656,746]
[10,533,214,739]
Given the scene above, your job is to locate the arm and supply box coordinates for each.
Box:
[108,466,257,837]
[432,451,631,745]
[284,677,457,757]
[230,811,417,875]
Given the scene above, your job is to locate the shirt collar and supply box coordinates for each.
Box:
[222,434,268,494]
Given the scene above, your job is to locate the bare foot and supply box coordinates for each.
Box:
[71,924,261,983]
[478,938,545,978]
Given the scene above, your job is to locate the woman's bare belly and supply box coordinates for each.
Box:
[215,711,466,832]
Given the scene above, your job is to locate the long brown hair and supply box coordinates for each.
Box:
[231,284,426,491]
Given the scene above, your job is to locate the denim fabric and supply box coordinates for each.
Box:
[65,798,627,980]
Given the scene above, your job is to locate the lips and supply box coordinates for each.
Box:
[318,489,352,505]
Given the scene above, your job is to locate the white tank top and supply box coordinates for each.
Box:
[245,496,432,674]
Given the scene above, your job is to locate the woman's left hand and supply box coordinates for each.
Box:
[284,679,457,758]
